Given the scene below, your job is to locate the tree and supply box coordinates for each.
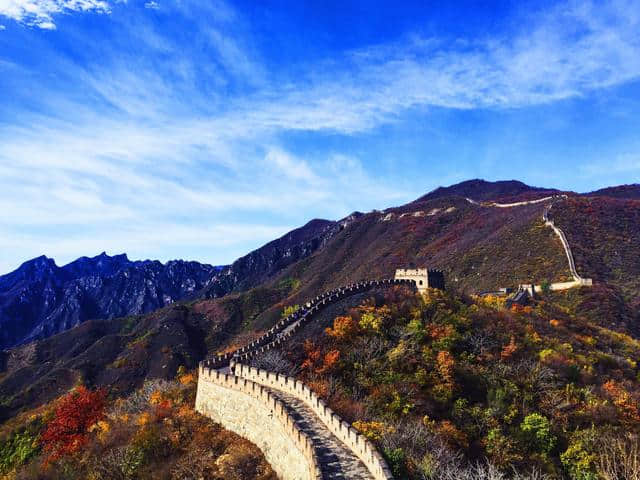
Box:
[40,386,106,462]
[520,413,556,454]
[325,316,358,341]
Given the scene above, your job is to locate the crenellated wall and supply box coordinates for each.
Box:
[196,365,322,480]
[232,362,394,480]
[208,279,414,368]
[196,278,416,480]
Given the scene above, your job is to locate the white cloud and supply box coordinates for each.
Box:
[581,153,640,176]
[144,1,158,10]
[0,24,5,29]
[1,0,640,271]
[226,0,640,135]
[0,0,111,29]
[264,148,318,183]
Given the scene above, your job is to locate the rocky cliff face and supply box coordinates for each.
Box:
[0,252,219,350]
[201,218,347,299]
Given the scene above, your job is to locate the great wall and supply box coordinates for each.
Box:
[466,195,592,296]
[197,278,425,480]
[196,195,593,479]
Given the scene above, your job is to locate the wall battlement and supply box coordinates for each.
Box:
[394,268,445,292]
[196,275,428,479]
[232,363,394,480]
[196,364,322,480]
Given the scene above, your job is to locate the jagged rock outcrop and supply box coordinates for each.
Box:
[201,218,349,299]
[0,252,219,350]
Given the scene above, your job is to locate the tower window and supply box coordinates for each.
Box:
[419,280,423,285]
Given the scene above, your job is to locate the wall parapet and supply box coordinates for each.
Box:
[232,362,394,480]
[233,279,413,364]
[197,364,322,480]
[197,277,413,479]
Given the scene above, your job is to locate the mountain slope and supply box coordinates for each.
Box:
[0,253,219,350]
[414,179,559,203]
[550,196,640,300]
[201,218,343,298]
[2,179,639,421]
[585,184,640,199]
[265,195,571,307]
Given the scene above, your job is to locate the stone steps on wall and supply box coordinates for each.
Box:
[198,279,408,479]
[265,387,375,480]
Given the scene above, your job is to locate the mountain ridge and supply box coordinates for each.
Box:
[2,179,638,352]
[0,252,220,350]
[1,178,638,428]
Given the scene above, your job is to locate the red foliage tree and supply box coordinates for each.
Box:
[40,386,106,462]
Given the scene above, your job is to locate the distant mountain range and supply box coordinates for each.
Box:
[2,179,638,353]
[0,253,220,350]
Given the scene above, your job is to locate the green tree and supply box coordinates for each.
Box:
[520,413,556,454]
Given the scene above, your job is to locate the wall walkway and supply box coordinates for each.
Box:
[197,279,408,479]
[196,366,322,480]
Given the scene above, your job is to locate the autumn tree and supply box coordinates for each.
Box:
[40,386,106,462]
[325,315,359,341]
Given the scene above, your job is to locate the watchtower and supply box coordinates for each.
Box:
[394,268,445,293]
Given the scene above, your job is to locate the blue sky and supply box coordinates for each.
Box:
[0,0,639,273]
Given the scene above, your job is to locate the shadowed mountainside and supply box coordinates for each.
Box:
[200,218,345,299]
[0,253,220,350]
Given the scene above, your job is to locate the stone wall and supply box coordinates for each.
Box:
[196,365,322,480]
[233,363,394,480]
[196,278,413,480]
[394,268,429,292]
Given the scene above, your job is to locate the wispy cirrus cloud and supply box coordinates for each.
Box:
[1,0,640,272]
[249,0,640,133]
[0,0,112,29]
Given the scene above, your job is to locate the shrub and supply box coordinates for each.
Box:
[281,304,300,318]
[91,446,145,480]
[0,428,41,474]
[325,316,359,341]
[384,447,408,479]
[561,429,598,480]
[359,311,383,332]
[353,421,392,442]
[520,413,556,454]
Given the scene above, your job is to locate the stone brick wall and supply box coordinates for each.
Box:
[196,278,414,480]
[196,365,322,480]
[233,363,394,480]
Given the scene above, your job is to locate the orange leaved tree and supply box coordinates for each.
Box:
[40,386,106,462]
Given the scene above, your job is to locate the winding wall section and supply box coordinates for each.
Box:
[466,194,592,292]
[197,279,412,479]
